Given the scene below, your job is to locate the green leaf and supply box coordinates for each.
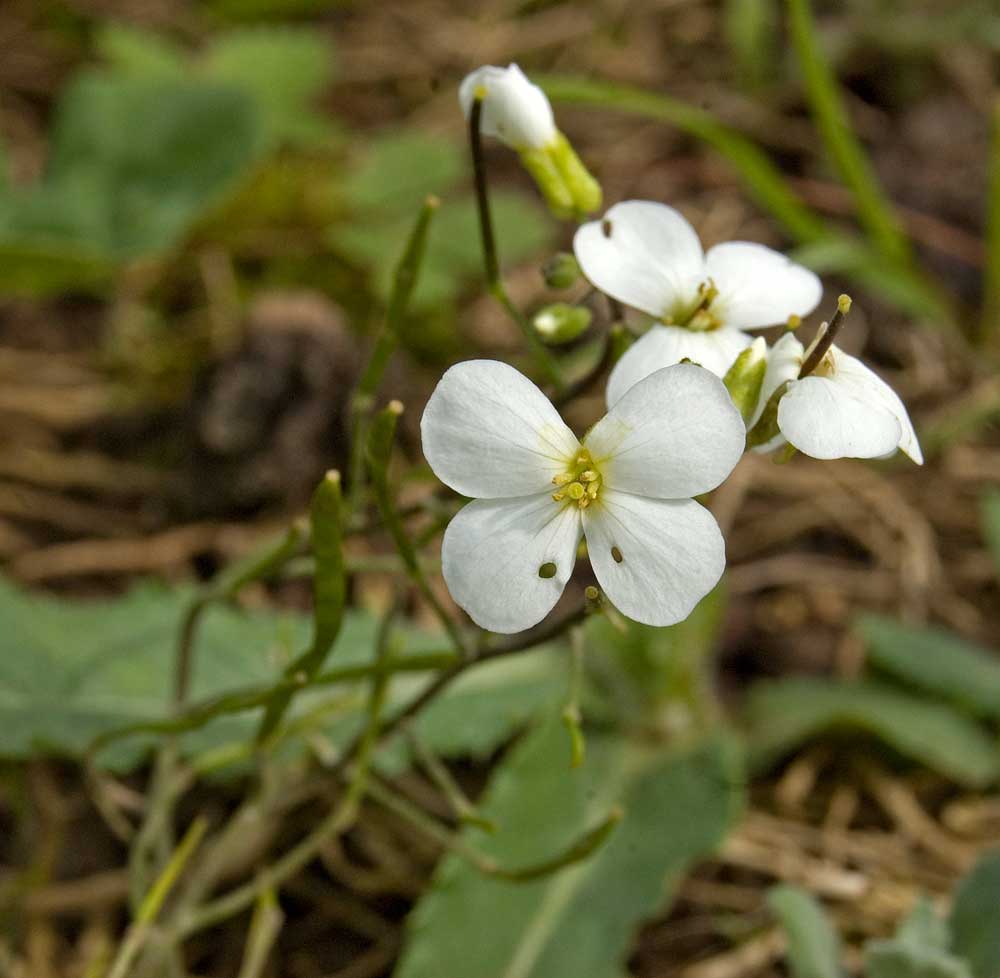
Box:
[858,615,1000,720]
[745,678,1000,787]
[95,23,188,77]
[43,73,261,258]
[0,577,565,772]
[202,26,337,150]
[768,885,843,978]
[866,897,971,978]
[785,0,911,264]
[343,130,464,216]
[950,850,1000,978]
[0,238,112,295]
[395,724,744,978]
[982,490,1000,578]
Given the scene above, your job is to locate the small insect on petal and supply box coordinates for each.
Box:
[538,562,558,579]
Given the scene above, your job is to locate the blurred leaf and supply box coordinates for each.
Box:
[333,191,552,308]
[867,897,971,978]
[39,73,261,258]
[0,238,112,295]
[950,850,1000,978]
[725,0,778,89]
[768,885,843,978]
[396,723,743,978]
[745,679,1000,787]
[344,130,464,216]
[95,23,188,77]
[202,26,337,150]
[786,0,911,264]
[859,615,1000,720]
[982,490,1000,578]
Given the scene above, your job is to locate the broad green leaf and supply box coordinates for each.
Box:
[395,723,744,978]
[44,74,261,258]
[95,23,188,77]
[202,26,337,149]
[950,850,1000,978]
[0,578,565,772]
[768,885,842,978]
[343,130,464,216]
[859,615,1000,720]
[745,679,1000,787]
[866,897,970,978]
[982,490,1000,578]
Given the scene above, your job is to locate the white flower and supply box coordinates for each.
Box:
[420,359,745,633]
[572,200,823,405]
[750,332,923,463]
[459,64,557,151]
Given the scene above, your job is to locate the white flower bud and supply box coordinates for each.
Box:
[459,64,557,151]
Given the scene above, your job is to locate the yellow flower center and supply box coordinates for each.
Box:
[551,449,603,510]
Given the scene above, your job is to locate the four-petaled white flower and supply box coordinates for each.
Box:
[750,332,923,463]
[573,200,823,405]
[421,359,745,633]
[459,64,557,152]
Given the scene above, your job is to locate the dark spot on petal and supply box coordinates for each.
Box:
[601,219,613,238]
[538,561,558,579]
[611,546,623,563]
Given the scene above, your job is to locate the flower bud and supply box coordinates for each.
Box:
[722,337,767,424]
[459,64,557,151]
[459,63,602,219]
[532,302,592,345]
[542,252,581,290]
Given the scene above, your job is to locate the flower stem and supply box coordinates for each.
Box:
[469,97,565,392]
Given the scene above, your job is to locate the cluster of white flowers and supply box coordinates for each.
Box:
[418,64,923,634]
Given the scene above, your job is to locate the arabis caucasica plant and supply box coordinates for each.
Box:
[573,200,822,404]
[421,359,745,633]
[748,311,923,463]
[460,64,601,219]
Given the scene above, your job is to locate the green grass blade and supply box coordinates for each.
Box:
[786,0,911,264]
[539,74,828,243]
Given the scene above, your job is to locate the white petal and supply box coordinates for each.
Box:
[421,359,579,498]
[458,64,556,150]
[777,369,903,462]
[606,324,752,406]
[583,491,725,627]
[748,331,804,429]
[705,242,823,331]
[573,201,704,318]
[442,494,581,633]
[824,347,923,463]
[586,362,745,498]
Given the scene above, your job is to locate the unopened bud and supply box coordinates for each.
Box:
[542,252,581,289]
[519,132,602,219]
[722,338,767,425]
[532,302,592,345]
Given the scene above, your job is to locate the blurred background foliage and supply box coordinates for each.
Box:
[0,0,998,976]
